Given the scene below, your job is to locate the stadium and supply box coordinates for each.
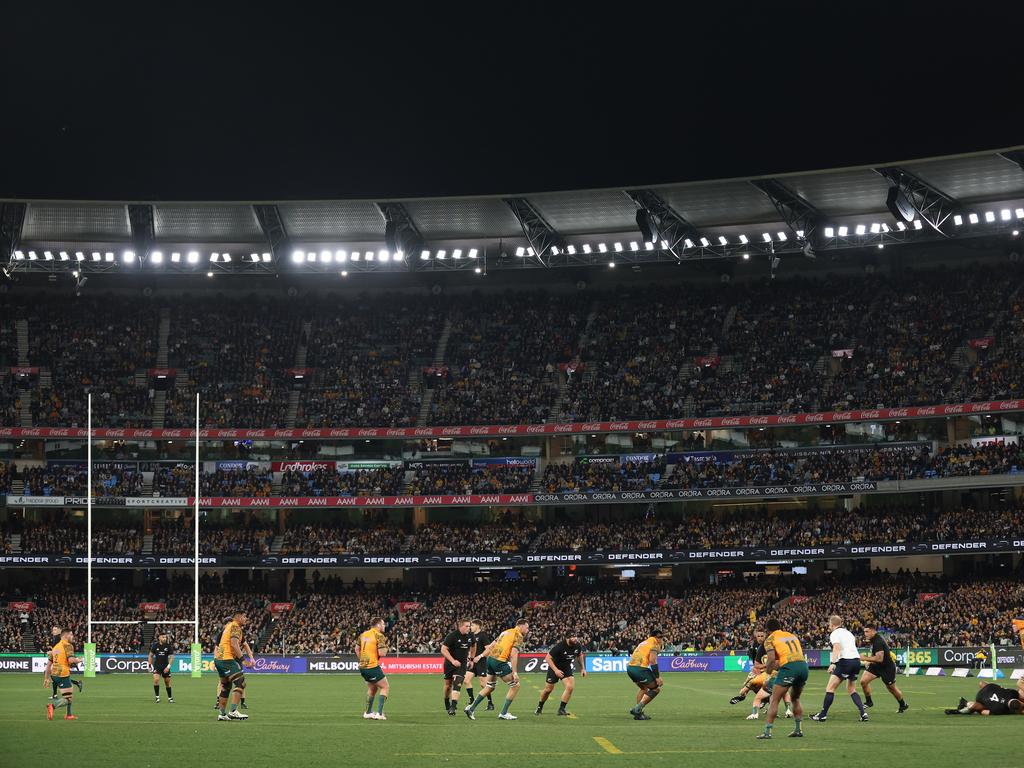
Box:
[3,9,1024,768]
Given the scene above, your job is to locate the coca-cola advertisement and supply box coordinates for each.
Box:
[8,601,35,612]
[138,602,166,612]
[396,602,422,613]
[269,603,294,613]
[969,337,995,350]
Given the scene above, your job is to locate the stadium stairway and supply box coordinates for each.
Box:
[285,320,313,428]
[21,627,36,653]
[269,535,283,554]
[142,534,154,554]
[151,391,167,428]
[8,533,21,553]
[15,318,29,366]
[15,318,33,426]
[550,308,599,421]
[720,304,739,338]
[416,316,452,426]
[150,309,172,428]
[140,623,155,649]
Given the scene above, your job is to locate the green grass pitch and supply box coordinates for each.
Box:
[1,672,1019,768]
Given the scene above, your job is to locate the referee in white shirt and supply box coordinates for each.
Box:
[811,615,868,722]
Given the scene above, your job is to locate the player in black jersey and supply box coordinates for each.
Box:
[945,680,1024,715]
[858,625,907,713]
[730,628,767,707]
[535,634,586,716]
[441,619,474,715]
[148,633,175,703]
[465,619,494,711]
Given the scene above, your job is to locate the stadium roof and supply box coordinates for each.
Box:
[3,146,1024,275]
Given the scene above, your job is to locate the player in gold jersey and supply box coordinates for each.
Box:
[44,629,80,721]
[756,618,808,739]
[214,611,254,721]
[465,618,529,721]
[355,617,390,720]
[626,630,665,720]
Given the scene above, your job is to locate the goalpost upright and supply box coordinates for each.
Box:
[82,393,203,678]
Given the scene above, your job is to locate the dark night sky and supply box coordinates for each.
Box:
[1,3,1020,201]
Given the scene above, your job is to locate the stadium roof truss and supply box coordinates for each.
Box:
[3,146,1024,276]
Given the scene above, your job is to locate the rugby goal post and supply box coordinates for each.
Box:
[83,394,203,678]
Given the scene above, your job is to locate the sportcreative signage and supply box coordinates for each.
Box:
[0,399,1019,441]
[3,536,1024,569]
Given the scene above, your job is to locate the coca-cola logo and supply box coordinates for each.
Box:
[970,403,992,412]
[721,418,740,426]
[608,422,629,430]
[469,427,489,435]
[164,430,185,438]
[357,429,378,437]
[526,425,546,433]
[497,426,518,434]
[221,430,239,438]
[580,423,603,432]
[833,412,853,421]
[999,400,1022,410]
[748,417,769,425]
[665,420,687,428]
[386,429,407,436]
[889,408,909,417]
[804,413,824,422]
[106,429,127,437]
[441,427,463,435]
[249,430,267,437]
[944,405,965,414]
[637,421,658,429]
[553,424,573,432]
[776,415,798,424]
[413,428,434,436]
[692,419,713,427]
[916,407,936,416]
[328,429,351,437]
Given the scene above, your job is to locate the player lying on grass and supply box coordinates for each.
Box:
[356,617,390,720]
[627,629,665,721]
[44,628,81,721]
[945,679,1024,716]
[859,624,908,713]
[535,634,586,716]
[465,618,529,721]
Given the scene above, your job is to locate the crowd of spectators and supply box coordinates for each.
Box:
[199,467,273,497]
[406,463,535,495]
[280,466,403,497]
[542,456,667,493]
[150,520,276,556]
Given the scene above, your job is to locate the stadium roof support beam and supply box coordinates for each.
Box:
[749,179,829,257]
[873,167,959,236]
[0,202,26,265]
[624,189,706,260]
[376,202,422,268]
[127,204,155,259]
[504,198,565,266]
[253,204,289,262]
[998,149,1024,174]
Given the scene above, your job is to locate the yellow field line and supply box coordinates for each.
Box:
[396,748,834,757]
[593,736,623,754]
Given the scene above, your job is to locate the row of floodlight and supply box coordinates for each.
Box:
[12,249,274,264]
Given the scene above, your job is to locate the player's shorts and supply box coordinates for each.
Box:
[485,657,513,678]
[52,675,72,690]
[775,661,809,689]
[154,664,171,677]
[763,675,777,694]
[832,658,861,681]
[472,660,487,677]
[745,671,767,690]
[360,666,386,683]
[546,667,573,685]
[214,658,243,678]
[626,665,656,685]
[443,661,468,680]
[866,662,897,686]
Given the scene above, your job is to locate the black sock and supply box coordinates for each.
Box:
[487,692,493,703]
[821,691,835,714]
[445,697,451,710]
[166,687,172,698]
[558,702,567,711]
[241,697,245,705]
[51,682,58,697]
[851,692,865,715]
[537,700,544,710]
[865,695,873,706]
[467,687,474,701]
[154,685,160,696]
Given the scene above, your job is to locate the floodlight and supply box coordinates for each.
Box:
[187,251,199,263]
[968,213,979,224]
[291,250,304,263]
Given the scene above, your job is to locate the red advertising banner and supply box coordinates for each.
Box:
[138,602,166,611]
[10,367,39,376]
[969,337,995,350]
[0,400,1020,441]
[831,349,855,359]
[422,365,449,377]
[271,461,337,472]
[287,368,313,377]
[917,593,945,602]
[269,602,294,613]
[191,493,536,508]
[8,601,35,611]
[396,602,422,613]
[380,656,443,674]
[695,355,721,368]
[786,596,811,605]
[526,601,553,609]
[147,369,177,378]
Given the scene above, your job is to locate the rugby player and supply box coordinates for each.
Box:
[859,624,908,713]
[1013,618,1024,647]
[465,618,529,721]
[214,611,254,721]
[626,629,664,721]
[356,617,390,721]
[149,632,175,703]
[945,679,1024,715]
[44,629,80,721]
[535,634,586,716]
[755,618,808,739]
[441,619,473,715]
[465,619,494,711]
[811,615,867,722]
[48,625,81,699]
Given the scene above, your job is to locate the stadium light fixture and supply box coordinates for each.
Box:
[59,251,69,261]
[365,251,375,261]
[777,231,788,241]
[223,253,231,263]
[877,243,885,249]
[1013,230,1020,237]
[207,271,213,278]
[394,250,405,261]
[613,242,623,252]
[12,250,24,259]
[210,253,220,262]
[75,251,85,261]
[452,249,462,259]
[43,251,53,260]
[645,241,654,251]
[187,251,199,264]
[566,245,576,255]
[468,248,478,258]
[421,249,431,260]
[250,253,259,262]
[629,241,639,251]
[474,266,481,274]
[660,239,669,249]
[718,236,728,246]
[895,221,906,231]
[335,250,347,263]
[105,252,114,262]
[515,246,525,257]
[27,251,37,260]
[320,249,332,263]
[855,224,866,236]
[608,261,616,268]
[436,249,447,259]
[306,251,316,262]
[912,220,923,230]
[738,234,749,244]
[683,239,694,249]
[968,213,979,224]
[341,270,348,277]
[551,246,560,255]
[761,233,771,243]
[742,253,750,260]
[598,243,608,253]
[870,223,880,234]
[351,252,361,261]
[171,252,181,263]
[984,211,996,223]
[379,250,391,262]
[824,227,835,238]
[881,223,890,233]
[699,237,710,247]
[527,247,535,257]
[837,226,848,237]
[291,249,304,264]
[1001,209,1012,221]
[123,250,135,263]
[582,244,592,254]
[1016,208,1024,219]
[796,230,805,238]
[262,253,271,262]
